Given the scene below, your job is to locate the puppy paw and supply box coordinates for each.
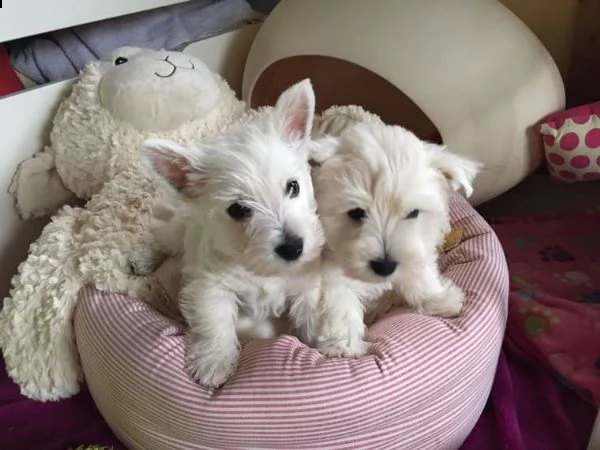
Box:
[318,338,369,358]
[420,281,465,318]
[186,348,238,388]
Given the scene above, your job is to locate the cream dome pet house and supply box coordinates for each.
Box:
[243,0,565,205]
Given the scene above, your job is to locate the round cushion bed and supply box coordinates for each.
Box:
[74,194,508,449]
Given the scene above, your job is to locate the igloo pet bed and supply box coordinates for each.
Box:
[74,194,508,450]
[242,0,565,206]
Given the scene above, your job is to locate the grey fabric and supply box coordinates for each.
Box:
[8,0,262,84]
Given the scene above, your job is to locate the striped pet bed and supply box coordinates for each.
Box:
[74,194,508,450]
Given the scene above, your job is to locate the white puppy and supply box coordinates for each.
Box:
[137,80,324,387]
[309,120,482,358]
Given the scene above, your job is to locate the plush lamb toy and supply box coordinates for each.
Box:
[9,46,245,218]
[0,47,248,401]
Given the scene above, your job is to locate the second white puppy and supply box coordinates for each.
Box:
[139,80,324,387]
[310,120,482,358]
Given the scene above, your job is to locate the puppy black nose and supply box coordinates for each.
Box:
[369,257,398,277]
[275,234,304,261]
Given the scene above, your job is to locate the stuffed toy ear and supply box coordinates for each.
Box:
[428,144,482,198]
[273,78,316,144]
[140,138,206,197]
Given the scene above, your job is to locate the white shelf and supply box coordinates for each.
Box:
[0,0,190,43]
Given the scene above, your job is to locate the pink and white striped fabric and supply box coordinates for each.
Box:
[74,194,508,450]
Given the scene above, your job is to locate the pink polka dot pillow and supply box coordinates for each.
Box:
[540,100,600,182]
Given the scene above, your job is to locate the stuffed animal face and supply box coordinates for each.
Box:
[98,47,221,131]
[9,45,246,219]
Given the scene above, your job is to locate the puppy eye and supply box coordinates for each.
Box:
[114,57,128,65]
[347,208,366,222]
[286,180,300,198]
[406,209,420,219]
[227,202,252,221]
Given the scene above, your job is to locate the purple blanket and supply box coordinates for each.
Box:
[462,334,596,450]
[0,362,123,450]
[0,334,595,449]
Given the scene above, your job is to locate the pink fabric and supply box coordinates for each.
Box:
[74,194,508,450]
[540,100,600,182]
[491,208,600,407]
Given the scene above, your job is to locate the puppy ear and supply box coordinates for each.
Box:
[140,138,206,197]
[429,144,482,198]
[308,135,340,165]
[273,78,316,144]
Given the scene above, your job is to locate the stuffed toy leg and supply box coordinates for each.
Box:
[0,168,156,401]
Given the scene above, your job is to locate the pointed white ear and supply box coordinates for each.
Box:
[140,138,205,197]
[273,78,316,143]
[428,144,482,198]
[308,135,340,165]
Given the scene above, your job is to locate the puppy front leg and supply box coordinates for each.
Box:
[288,285,321,346]
[396,261,464,318]
[316,281,368,358]
[180,278,239,388]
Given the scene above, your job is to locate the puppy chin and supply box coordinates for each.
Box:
[243,254,309,277]
[244,258,285,277]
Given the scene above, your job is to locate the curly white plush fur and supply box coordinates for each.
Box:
[0,168,156,400]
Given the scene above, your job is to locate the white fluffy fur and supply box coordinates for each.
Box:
[136,80,324,387]
[309,119,482,357]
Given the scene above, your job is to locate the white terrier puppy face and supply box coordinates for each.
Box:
[141,79,324,276]
[311,122,481,283]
